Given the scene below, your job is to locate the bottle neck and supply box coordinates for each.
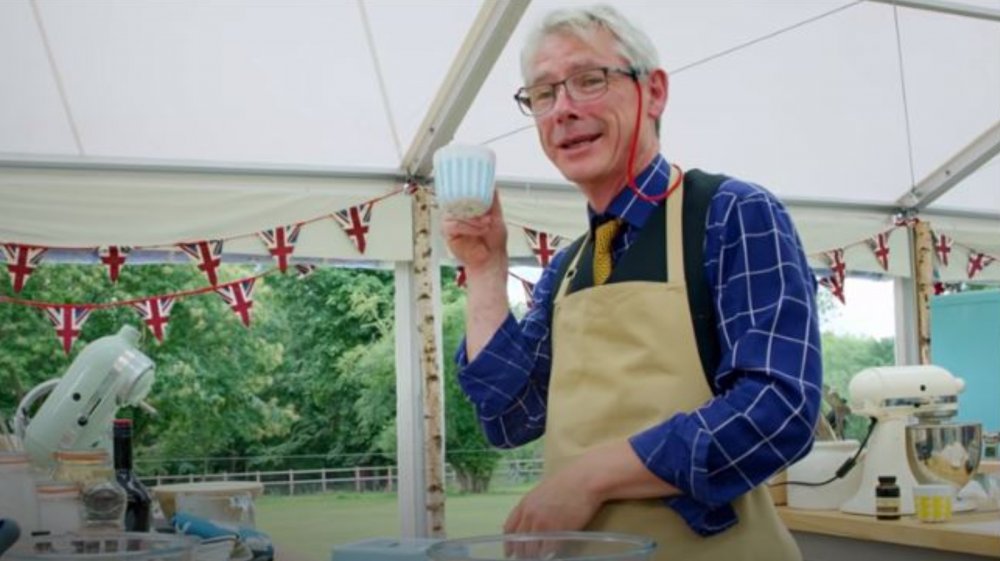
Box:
[113,428,133,471]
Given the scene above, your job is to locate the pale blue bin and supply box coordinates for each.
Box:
[930,290,1000,433]
[331,537,443,561]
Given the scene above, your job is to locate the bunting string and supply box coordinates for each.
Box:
[0,188,403,293]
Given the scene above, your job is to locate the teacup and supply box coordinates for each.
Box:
[433,143,496,219]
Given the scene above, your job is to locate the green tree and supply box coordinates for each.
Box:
[0,263,296,472]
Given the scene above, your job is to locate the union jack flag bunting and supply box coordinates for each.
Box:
[867,232,891,272]
[215,278,257,327]
[44,305,92,355]
[818,276,845,305]
[294,264,317,279]
[824,249,847,286]
[258,224,302,273]
[455,266,467,288]
[333,202,375,254]
[933,232,953,267]
[98,246,132,283]
[967,251,995,280]
[523,228,565,268]
[179,240,224,286]
[132,297,176,343]
[3,244,47,293]
[520,278,536,309]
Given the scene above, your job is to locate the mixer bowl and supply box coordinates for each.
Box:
[426,532,655,561]
[906,422,982,490]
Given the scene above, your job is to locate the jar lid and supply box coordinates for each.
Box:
[36,481,80,496]
[0,451,30,465]
[53,449,108,462]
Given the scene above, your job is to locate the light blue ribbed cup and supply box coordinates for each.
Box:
[433,143,496,219]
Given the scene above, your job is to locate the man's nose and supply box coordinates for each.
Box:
[549,84,578,121]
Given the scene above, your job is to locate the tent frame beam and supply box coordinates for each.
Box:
[894,121,1000,212]
[400,0,529,179]
[4,155,998,224]
[867,0,1000,22]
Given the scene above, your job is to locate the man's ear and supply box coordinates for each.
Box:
[646,68,668,120]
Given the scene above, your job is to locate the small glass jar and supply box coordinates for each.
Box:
[0,452,41,535]
[35,480,82,534]
[875,475,901,520]
[51,449,126,531]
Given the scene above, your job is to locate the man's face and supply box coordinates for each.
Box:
[528,28,650,193]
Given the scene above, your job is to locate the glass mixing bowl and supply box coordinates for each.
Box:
[906,421,982,489]
[5,532,195,561]
[426,531,656,561]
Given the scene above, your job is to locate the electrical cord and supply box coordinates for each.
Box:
[773,417,878,488]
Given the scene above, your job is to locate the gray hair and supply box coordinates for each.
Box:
[519,4,660,84]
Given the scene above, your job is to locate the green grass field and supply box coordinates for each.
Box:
[256,489,527,560]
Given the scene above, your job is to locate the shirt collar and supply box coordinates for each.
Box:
[587,154,672,231]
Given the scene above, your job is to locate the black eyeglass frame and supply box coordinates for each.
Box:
[513,66,643,117]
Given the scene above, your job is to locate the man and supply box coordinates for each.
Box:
[442,5,820,560]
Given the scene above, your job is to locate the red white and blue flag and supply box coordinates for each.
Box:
[333,202,375,254]
[44,305,92,355]
[294,264,317,279]
[867,231,891,272]
[132,296,176,343]
[967,251,995,280]
[824,249,847,286]
[520,278,536,309]
[98,246,132,283]
[818,276,845,305]
[523,229,565,268]
[933,232,953,267]
[3,244,47,293]
[258,224,302,273]
[215,277,257,327]
[179,240,224,286]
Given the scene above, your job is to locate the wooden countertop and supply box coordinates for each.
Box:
[777,507,1000,558]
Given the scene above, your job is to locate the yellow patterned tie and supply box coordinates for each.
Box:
[593,219,621,285]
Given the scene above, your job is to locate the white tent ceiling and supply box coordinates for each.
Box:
[1,0,998,279]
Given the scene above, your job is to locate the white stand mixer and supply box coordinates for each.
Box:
[839,365,965,516]
[15,325,156,468]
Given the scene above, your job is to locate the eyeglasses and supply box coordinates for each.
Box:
[514,66,640,117]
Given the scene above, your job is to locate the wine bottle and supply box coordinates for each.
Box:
[113,419,153,532]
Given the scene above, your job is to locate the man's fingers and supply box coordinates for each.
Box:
[503,501,523,534]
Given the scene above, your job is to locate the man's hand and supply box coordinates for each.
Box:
[441,193,508,272]
[503,457,603,533]
[504,441,681,533]
[442,193,511,361]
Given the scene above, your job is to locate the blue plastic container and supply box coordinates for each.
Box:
[930,290,1000,432]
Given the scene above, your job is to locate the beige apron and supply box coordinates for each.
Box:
[543,175,801,561]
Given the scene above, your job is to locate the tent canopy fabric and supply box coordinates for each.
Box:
[1,0,998,280]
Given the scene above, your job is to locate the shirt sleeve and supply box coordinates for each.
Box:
[454,250,571,449]
[629,180,823,535]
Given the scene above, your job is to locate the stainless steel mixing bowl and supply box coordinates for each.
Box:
[906,422,982,489]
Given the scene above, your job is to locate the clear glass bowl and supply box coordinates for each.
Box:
[426,531,656,561]
[5,532,195,561]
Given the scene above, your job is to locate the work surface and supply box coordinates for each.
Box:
[778,506,1000,559]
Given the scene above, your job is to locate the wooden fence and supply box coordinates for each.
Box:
[140,458,544,495]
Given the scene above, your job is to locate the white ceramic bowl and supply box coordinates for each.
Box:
[433,144,496,219]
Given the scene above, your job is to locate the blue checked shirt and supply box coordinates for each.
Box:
[456,154,822,536]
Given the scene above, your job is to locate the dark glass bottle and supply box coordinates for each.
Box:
[875,475,901,521]
[113,419,153,532]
